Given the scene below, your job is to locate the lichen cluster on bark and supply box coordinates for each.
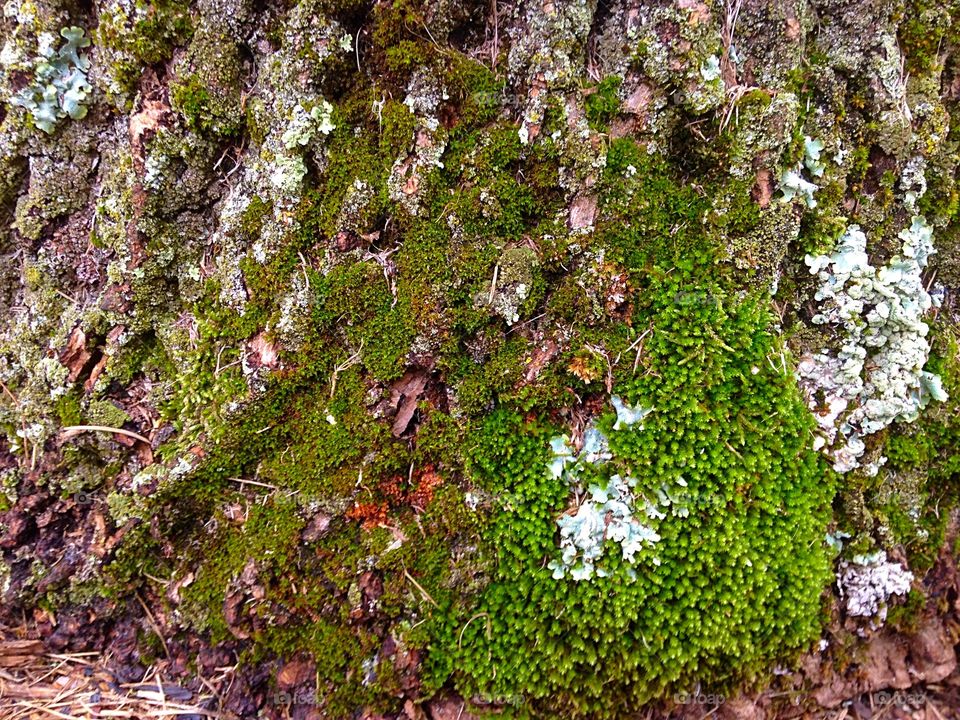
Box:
[2,0,960,717]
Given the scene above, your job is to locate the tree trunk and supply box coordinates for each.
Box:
[1,0,960,717]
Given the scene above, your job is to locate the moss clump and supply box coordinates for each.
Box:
[95,0,194,103]
[80,19,852,716]
[171,25,245,139]
[871,326,960,572]
[408,137,839,715]
[585,76,623,132]
[444,275,834,716]
[897,0,959,75]
[171,74,242,139]
[84,399,131,428]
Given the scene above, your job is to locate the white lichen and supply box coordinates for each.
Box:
[779,136,829,208]
[699,55,721,82]
[611,395,653,430]
[280,100,335,149]
[803,136,826,177]
[550,473,661,581]
[547,398,670,581]
[269,154,308,194]
[779,168,819,208]
[799,217,947,472]
[838,551,913,624]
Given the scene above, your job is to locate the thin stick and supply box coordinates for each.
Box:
[927,699,946,720]
[60,425,150,445]
[227,477,278,490]
[135,593,170,660]
[0,378,18,404]
[329,340,364,399]
[298,251,311,290]
[490,0,499,69]
[355,27,362,73]
[488,264,499,304]
[403,569,439,608]
[458,612,490,648]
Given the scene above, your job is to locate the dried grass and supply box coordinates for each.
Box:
[0,633,234,720]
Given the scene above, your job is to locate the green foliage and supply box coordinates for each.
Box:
[179,494,306,639]
[93,34,843,718]
[54,391,83,426]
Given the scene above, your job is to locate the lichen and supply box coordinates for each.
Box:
[799,216,947,472]
[8,26,91,133]
[2,0,960,717]
[837,550,914,626]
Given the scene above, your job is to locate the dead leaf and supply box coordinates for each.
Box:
[522,339,559,383]
[83,354,108,393]
[166,571,195,605]
[248,332,279,369]
[302,512,332,542]
[223,592,249,639]
[59,326,91,383]
[404,698,426,720]
[129,99,171,155]
[359,570,383,605]
[403,174,420,195]
[239,557,258,586]
[785,16,802,41]
[390,370,430,436]
[751,168,774,209]
[278,658,314,689]
[624,81,654,115]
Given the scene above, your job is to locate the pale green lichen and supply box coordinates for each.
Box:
[780,136,828,208]
[9,27,92,133]
[281,101,336,149]
[799,216,947,473]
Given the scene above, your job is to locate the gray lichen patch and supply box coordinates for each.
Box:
[474,246,539,325]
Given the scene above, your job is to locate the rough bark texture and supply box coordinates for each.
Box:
[2,0,960,717]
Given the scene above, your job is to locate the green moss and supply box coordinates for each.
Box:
[885,588,926,633]
[55,391,83,426]
[320,261,414,382]
[252,621,376,715]
[95,0,194,101]
[178,493,306,639]
[171,25,245,139]
[84,399,131,428]
[897,1,959,75]
[443,279,834,716]
[385,40,430,74]
[599,138,716,272]
[452,335,530,415]
[83,27,853,717]
[171,75,238,138]
[585,76,622,132]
